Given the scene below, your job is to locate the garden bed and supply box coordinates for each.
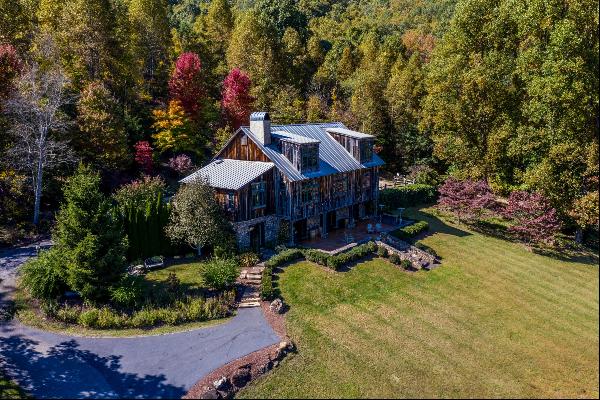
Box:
[15,261,238,336]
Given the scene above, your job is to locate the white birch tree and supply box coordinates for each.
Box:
[3,39,75,225]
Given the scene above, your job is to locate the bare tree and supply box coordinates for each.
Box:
[3,38,75,225]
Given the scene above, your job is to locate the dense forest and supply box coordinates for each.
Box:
[0,0,598,244]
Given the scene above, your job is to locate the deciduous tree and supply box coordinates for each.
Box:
[438,177,496,223]
[3,40,74,225]
[221,68,254,129]
[134,141,153,175]
[169,52,203,119]
[166,179,233,254]
[151,100,198,154]
[503,190,561,245]
[76,81,130,170]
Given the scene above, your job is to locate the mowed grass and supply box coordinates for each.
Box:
[240,209,599,399]
[145,261,205,289]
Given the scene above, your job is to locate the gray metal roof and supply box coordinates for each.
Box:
[272,130,320,144]
[180,159,274,190]
[238,122,385,182]
[325,127,374,140]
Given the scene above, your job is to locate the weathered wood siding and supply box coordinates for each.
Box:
[214,169,276,222]
[219,131,270,162]
[278,166,380,221]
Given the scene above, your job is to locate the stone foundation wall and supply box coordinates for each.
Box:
[233,215,280,250]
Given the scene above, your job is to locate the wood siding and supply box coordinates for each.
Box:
[219,131,270,162]
[215,168,276,222]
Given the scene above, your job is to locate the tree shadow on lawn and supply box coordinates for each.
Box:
[0,325,186,399]
[413,208,598,266]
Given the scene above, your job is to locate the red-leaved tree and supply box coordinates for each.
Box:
[169,52,203,119]
[168,154,194,175]
[503,191,561,245]
[437,177,496,222]
[134,141,153,175]
[221,68,254,129]
[0,44,22,102]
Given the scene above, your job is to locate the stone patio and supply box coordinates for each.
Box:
[301,219,401,254]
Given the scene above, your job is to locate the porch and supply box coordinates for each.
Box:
[300,218,408,254]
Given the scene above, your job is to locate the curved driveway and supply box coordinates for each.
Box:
[0,242,280,399]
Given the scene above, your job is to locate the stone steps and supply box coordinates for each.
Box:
[238,285,261,308]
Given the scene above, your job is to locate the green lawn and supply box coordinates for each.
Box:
[145,261,206,289]
[240,209,599,398]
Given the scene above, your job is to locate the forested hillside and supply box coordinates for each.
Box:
[0,0,598,244]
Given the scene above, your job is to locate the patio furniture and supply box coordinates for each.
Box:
[367,223,374,233]
[345,233,355,243]
[144,256,164,270]
[375,223,382,232]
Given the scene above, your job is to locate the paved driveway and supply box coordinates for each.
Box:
[0,243,280,399]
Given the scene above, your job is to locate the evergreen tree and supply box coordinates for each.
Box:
[54,164,127,302]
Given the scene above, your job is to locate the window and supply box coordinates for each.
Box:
[360,140,373,162]
[362,171,371,190]
[301,145,319,172]
[301,180,318,203]
[241,135,248,146]
[251,182,266,209]
[226,192,235,209]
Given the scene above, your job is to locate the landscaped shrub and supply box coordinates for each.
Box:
[202,258,239,290]
[303,249,330,266]
[264,248,304,268]
[326,241,377,270]
[260,267,275,300]
[380,184,438,211]
[78,308,100,328]
[400,259,413,270]
[20,249,68,304]
[376,245,389,257]
[391,221,429,240]
[389,253,401,264]
[54,292,235,329]
[239,252,260,269]
[110,275,145,308]
[414,241,439,259]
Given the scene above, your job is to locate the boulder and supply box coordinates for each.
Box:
[200,388,220,399]
[231,366,251,388]
[213,377,229,391]
[270,298,284,314]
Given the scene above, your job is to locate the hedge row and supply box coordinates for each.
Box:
[304,242,378,271]
[391,221,429,240]
[261,248,305,300]
[379,184,438,211]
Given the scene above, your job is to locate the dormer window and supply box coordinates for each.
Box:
[359,139,374,163]
[301,144,319,173]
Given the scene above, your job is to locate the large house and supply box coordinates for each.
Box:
[181,112,384,249]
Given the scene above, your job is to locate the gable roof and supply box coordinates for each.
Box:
[237,122,384,182]
[272,130,320,144]
[180,159,274,190]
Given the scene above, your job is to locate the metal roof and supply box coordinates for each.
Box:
[180,159,274,190]
[325,127,374,140]
[272,130,321,144]
[238,122,385,182]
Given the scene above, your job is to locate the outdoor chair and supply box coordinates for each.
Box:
[367,223,374,233]
[375,223,382,232]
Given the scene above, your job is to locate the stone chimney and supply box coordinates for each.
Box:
[250,111,271,145]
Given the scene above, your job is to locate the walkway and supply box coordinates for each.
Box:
[0,242,280,399]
